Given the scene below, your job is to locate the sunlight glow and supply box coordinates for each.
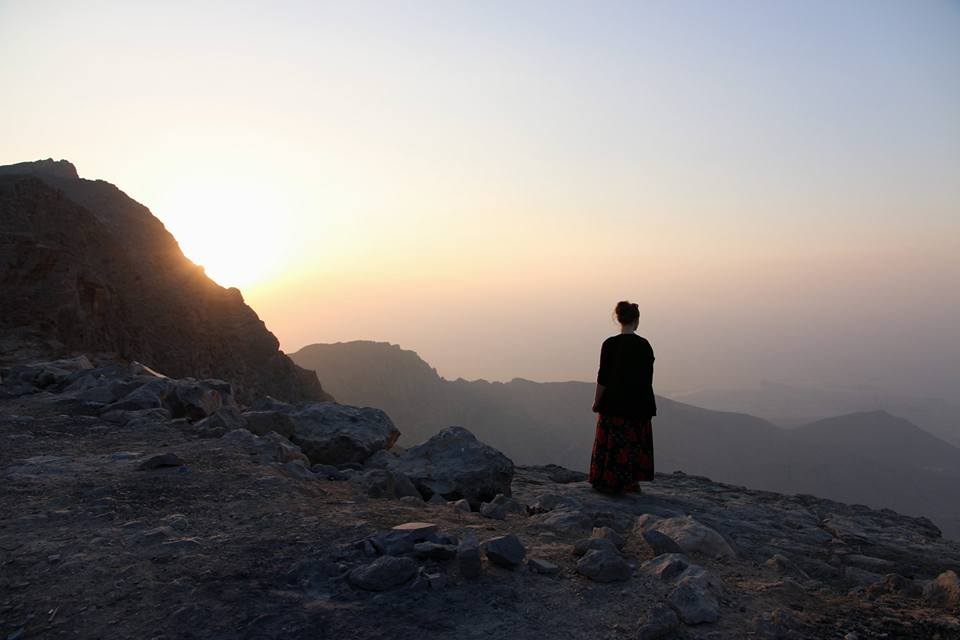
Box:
[153,180,295,289]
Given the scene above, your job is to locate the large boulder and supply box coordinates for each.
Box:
[649,516,736,559]
[250,402,399,465]
[365,426,514,508]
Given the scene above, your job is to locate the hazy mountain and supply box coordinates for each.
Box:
[0,159,332,404]
[670,382,960,447]
[292,340,960,538]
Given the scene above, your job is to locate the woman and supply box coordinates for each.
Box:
[589,300,657,495]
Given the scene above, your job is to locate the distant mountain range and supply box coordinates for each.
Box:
[0,159,332,404]
[669,382,960,448]
[292,340,960,539]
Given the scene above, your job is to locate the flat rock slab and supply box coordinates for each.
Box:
[370,522,438,555]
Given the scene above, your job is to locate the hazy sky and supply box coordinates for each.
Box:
[2,1,958,398]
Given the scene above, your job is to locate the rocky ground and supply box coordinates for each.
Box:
[2,359,959,640]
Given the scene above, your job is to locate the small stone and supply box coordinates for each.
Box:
[139,453,184,469]
[572,536,620,557]
[458,534,482,578]
[640,553,690,581]
[348,556,418,591]
[591,526,625,549]
[451,498,471,513]
[399,495,424,506]
[576,548,631,582]
[482,534,526,568]
[637,604,680,640]
[47,554,61,564]
[528,557,560,575]
[668,574,720,624]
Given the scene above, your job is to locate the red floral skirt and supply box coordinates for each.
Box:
[588,413,654,494]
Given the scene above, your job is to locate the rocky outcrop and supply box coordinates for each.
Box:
[364,426,515,507]
[0,160,331,404]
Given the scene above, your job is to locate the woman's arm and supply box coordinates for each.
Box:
[592,383,605,413]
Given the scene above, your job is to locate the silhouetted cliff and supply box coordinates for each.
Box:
[0,159,332,404]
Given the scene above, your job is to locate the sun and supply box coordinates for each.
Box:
[153,181,294,290]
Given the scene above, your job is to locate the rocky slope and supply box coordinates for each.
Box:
[2,358,959,639]
[292,341,960,539]
[0,159,331,404]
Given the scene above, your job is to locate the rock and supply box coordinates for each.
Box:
[590,510,637,534]
[413,542,458,560]
[528,557,560,575]
[480,494,526,520]
[527,509,593,537]
[482,534,526,568]
[427,493,446,505]
[518,464,588,483]
[400,495,424,506]
[194,405,245,437]
[221,429,309,465]
[576,548,631,582]
[106,378,170,413]
[640,554,691,581]
[164,378,233,420]
[668,573,720,624]
[633,514,662,532]
[458,533,482,578]
[139,453,184,470]
[242,410,297,439]
[649,516,736,559]
[923,569,960,607]
[573,537,620,557]
[348,469,420,499]
[527,493,582,514]
[451,499,472,513]
[281,403,399,465]
[364,426,513,508]
[347,556,418,591]
[370,522,438,555]
[591,526,625,549]
[637,604,680,640]
[643,530,684,556]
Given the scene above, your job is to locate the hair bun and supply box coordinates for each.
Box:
[614,300,640,325]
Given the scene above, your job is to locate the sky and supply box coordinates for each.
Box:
[2,0,959,399]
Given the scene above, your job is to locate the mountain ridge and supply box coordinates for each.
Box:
[0,159,332,404]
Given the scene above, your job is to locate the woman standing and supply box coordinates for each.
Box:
[589,301,657,495]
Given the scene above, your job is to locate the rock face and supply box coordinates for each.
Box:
[364,426,514,507]
[0,160,332,404]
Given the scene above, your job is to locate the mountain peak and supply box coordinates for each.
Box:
[0,158,79,180]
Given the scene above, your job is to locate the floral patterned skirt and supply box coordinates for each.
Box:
[588,413,654,494]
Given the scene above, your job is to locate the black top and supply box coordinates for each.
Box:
[596,333,657,418]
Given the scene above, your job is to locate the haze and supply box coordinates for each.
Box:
[2,1,958,400]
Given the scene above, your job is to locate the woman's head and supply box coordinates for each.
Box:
[614,300,640,327]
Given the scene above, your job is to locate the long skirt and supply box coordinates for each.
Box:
[588,413,654,494]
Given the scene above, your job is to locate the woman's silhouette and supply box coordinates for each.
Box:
[589,301,657,495]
